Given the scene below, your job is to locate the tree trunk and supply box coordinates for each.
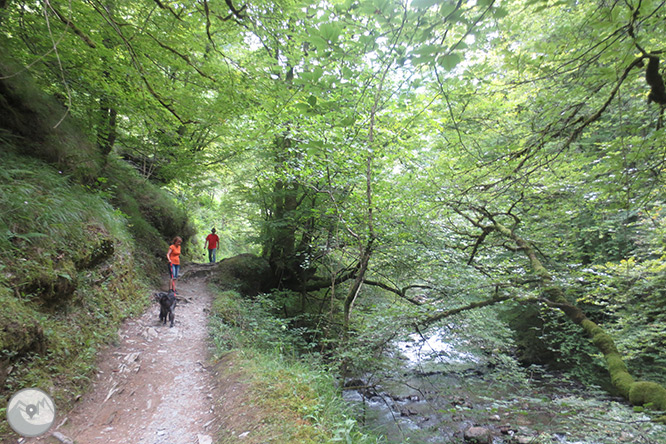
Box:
[339,154,375,378]
[264,134,312,289]
[97,97,117,157]
[267,189,296,283]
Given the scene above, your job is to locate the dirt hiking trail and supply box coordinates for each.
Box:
[26,269,222,444]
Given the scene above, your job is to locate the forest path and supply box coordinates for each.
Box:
[29,268,221,444]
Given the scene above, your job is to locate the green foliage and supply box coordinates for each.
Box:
[502,304,557,366]
[576,251,666,385]
[0,48,104,184]
[211,289,300,355]
[102,157,195,268]
[171,180,260,259]
[503,303,611,387]
[0,151,128,285]
[2,0,666,429]
[209,285,380,443]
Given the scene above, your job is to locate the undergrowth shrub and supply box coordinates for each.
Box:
[209,286,379,443]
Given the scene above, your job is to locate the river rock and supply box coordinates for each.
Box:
[464,426,492,443]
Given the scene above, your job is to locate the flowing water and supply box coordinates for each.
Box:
[343,329,666,444]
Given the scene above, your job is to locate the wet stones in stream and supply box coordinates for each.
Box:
[344,375,550,444]
[464,426,492,443]
[463,424,539,444]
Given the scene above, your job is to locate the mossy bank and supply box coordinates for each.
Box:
[0,151,148,437]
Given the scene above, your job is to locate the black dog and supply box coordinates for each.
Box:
[155,289,177,327]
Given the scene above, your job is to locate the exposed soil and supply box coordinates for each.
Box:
[22,267,226,444]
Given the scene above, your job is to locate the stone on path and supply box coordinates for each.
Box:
[197,434,213,444]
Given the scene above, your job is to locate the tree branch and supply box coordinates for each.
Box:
[564,56,645,147]
[152,0,184,21]
[224,0,247,20]
[490,217,666,417]
[418,294,512,328]
[85,0,193,124]
[304,268,358,292]
[145,31,216,82]
[49,5,96,49]
[363,280,430,305]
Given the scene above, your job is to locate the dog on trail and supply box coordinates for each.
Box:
[154,289,177,327]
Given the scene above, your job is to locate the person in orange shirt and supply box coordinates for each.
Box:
[167,236,182,281]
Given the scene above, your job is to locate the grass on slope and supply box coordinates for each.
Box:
[0,150,149,438]
[208,286,381,444]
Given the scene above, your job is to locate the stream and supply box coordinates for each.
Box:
[343,329,666,444]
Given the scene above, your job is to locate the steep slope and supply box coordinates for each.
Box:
[0,53,194,440]
[0,150,149,439]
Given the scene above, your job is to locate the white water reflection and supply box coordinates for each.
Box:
[396,331,481,366]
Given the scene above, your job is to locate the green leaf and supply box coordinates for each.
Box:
[339,115,356,127]
[411,0,443,9]
[319,23,340,43]
[440,4,459,18]
[413,44,442,57]
[294,103,312,113]
[438,53,462,71]
[359,34,376,47]
[493,7,509,18]
[411,55,436,66]
[313,66,324,81]
[310,36,329,51]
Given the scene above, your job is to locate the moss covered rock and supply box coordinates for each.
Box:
[20,258,79,304]
[0,288,47,387]
[629,381,666,410]
[211,254,275,296]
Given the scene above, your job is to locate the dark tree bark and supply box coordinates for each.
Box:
[97,96,117,157]
[263,135,318,289]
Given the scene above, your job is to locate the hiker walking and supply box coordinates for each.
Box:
[204,228,220,264]
[167,236,182,289]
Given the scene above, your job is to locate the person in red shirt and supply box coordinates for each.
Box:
[167,236,182,281]
[204,228,220,263]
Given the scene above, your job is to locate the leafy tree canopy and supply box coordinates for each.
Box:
[2,0,666,418]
